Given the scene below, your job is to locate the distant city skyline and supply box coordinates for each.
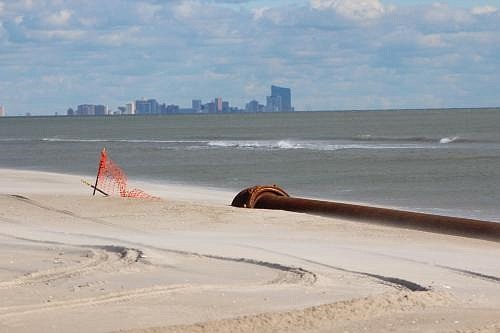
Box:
[65,85,294,116]
[1,1,500,115]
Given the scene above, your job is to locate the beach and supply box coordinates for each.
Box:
[0,168,499,333]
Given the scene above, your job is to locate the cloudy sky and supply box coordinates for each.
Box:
[1,0,500,115]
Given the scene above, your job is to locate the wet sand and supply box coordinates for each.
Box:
[0,169,499,333]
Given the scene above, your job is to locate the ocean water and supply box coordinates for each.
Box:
[1,109,499,222]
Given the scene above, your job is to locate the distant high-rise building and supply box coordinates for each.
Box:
[222,101,229,113]
[192,99,202,112]
[204,102,216,113]
[166,104,180,113]
[266,95,282,112]
[94,105,108,116]
[135,100,147,114]
[135,99,159,115]
[270,85,292,112]
[215,97,223,112]
[0,105,5,117]
[76,104,95,116]
[126,103,135,115]
[148,99,159,114]
[245,100,261,112]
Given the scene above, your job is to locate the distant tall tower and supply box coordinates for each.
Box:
[192,99,202,112]
[270,85,292,112]
[126,102,136,115]
[215,97,223,112]
[0,105,5,117]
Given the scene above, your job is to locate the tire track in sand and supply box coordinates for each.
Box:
[0,229,317,288]
[299,244,500,285]
[0,232,317,303]
[239,245,429,292]
[3,194,317,286]
[0,237,144,289]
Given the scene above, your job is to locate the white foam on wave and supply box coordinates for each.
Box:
[207,140,239,148]
[36,137,433,151]
[208,140,305,150]
[439,136,459,144]
[41,138,204,144]
[276,140,296,149]
[0,138,33,142]
[207,140,427,151]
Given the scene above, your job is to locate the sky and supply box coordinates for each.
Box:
[1,0,500,115]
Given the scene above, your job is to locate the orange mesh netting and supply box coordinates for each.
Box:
[95,148,157,199]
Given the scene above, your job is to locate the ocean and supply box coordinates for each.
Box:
[1,109,499,222]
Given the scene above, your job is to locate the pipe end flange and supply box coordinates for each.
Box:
[231,185,290,208]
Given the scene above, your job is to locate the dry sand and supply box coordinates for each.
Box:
[0,168,499,333]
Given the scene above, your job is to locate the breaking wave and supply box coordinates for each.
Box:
[206,140,428,151]
[352,134,466,144]
[1,136,479,152]
[439,136,460,144]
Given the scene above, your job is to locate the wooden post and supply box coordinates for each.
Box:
[93,148,106,196]
[81,179,109,196]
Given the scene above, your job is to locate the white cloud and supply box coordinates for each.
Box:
[78,17,98,27]
[23,0,34,10]
[418,34,446,48]
[44,9,73,26]
[407,53,461,68]
[27,29,85,41]
[471,5,497,15]
[311,0,386,20]
[244,81,263,96]
[136,2,162,21]
[0,21,5,42]
[96,27,152,46]
[445,31,500,46]
[423,3,473,25]
[42,74,66,85]
[173,1,198,19]
[252,6,269,20]
[203,70,233,80]
[2,0,500,113]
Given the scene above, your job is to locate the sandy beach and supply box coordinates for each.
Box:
[0,169,499,333]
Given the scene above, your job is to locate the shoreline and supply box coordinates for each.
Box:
[2,108,500,226]
[3,167,497,223]
[1,168,500,332]
[0,167,235,205]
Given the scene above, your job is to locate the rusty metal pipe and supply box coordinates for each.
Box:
[231,185,500,241]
